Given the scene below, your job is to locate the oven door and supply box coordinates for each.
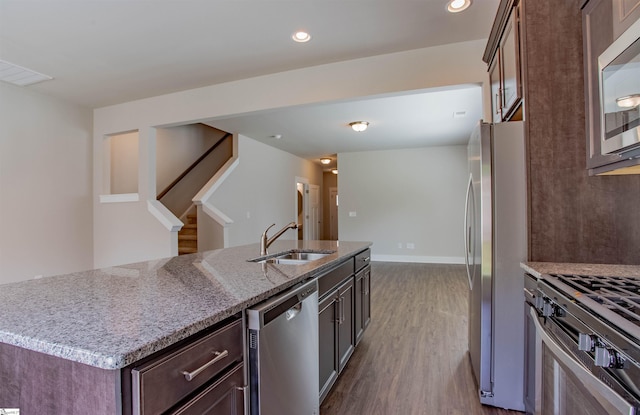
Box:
[529,308,636,415]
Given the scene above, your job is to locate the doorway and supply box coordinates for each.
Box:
[295,177,320,240]
[329,187,338,240]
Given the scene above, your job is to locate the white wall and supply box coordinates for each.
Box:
[0,82,93,284]
[93,40,488,267]
[155,124,223,194]
[208,135,322,248]
[110,131,139,194]
[338,146,468,263]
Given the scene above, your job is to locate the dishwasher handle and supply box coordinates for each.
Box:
[247,279,318,330]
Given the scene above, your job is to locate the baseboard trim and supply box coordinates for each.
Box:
[371,254,465,264]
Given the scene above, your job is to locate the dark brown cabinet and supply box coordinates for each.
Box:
[336,278,355,373]
[354,266,371,345]
[485,0,640,264]
[123,317,245,415]
[583,0,640,174]
[318,249,372,403]
[485,0,523,122]
[318,274,355,403]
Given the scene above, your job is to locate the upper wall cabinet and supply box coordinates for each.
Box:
[583,0,640,175]
[484,0,524,123]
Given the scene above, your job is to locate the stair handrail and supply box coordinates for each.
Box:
[157,132,232,200]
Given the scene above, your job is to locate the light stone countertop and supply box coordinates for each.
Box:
[0,240,371,370]
[522,261,640,279]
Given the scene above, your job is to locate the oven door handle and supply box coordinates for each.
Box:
[530,308,635,415]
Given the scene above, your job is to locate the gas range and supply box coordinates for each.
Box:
[531,272,640,410]
[540,273,640,361]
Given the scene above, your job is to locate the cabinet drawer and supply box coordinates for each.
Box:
[318,259,353,298]
[354,249,371,273]
[132,320,243,415]
[170,363,245,415]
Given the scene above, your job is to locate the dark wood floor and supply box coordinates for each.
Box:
[320,262,521,415]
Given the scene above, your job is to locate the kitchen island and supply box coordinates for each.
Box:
[0,240,371,414]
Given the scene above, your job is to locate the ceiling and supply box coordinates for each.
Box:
[0,0,499,167]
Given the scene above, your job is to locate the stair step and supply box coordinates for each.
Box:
[179,211,197,255]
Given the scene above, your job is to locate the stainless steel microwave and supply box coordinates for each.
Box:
[599,18,640,156]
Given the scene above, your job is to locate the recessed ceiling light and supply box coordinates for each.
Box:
[447,0,472,13]
[270,134,282,139]
[292,31,311,43]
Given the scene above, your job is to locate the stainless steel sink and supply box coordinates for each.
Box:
[275,252,330,261]
[249,250,335,265]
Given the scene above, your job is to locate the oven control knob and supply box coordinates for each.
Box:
[542,300,555,317]
[594,346,624,368]
[578,333,595,352]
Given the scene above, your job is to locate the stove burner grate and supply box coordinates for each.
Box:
[550,274,640,328]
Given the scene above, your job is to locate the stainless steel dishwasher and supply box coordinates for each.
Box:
[247,278,319,415]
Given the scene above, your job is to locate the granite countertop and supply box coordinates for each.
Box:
[0,240,371,370]
[522,261,640,279]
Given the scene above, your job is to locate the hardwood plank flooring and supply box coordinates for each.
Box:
[320,262,521,415]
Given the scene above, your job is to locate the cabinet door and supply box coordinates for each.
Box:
[489,55,503,123]
[583,0,622,170]
[354,272,364,345]
[318,293,338,403]
[613,0,640,38]
[362,266,371,333]
[337,278,355,373]
[500,7,522,117]
[355,266,372,345]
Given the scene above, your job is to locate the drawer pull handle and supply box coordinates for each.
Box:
[181,350,229,381]
[362,257,370,262]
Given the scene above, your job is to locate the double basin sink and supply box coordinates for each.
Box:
[249,250,335,265]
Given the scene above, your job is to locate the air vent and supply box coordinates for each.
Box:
[453,111,467,118]
[249,330,258,349]
[0,60,53,86]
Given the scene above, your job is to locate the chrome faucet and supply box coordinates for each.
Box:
[260,222,298,255]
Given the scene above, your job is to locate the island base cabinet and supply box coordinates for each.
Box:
[0,342,119,415]
[318,292,339,403]
[318,277,355,403]
[355,265,371,346]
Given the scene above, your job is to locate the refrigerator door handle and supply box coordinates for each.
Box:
[464,173,475,290]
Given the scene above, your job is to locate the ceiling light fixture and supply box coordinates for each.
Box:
[292,31,311,43]
[447,0,472,13]
[331,169,338,175]
[320,157,332,165]
[616,94,640,108]
[349,121,369,132]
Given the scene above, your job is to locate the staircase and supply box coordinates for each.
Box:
[178,210,198,255]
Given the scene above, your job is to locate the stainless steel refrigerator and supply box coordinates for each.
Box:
[464,121,526,411]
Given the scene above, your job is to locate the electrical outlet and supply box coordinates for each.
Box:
[406,243,415,249]
[397,242,403,249]
[349,211,357,217]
